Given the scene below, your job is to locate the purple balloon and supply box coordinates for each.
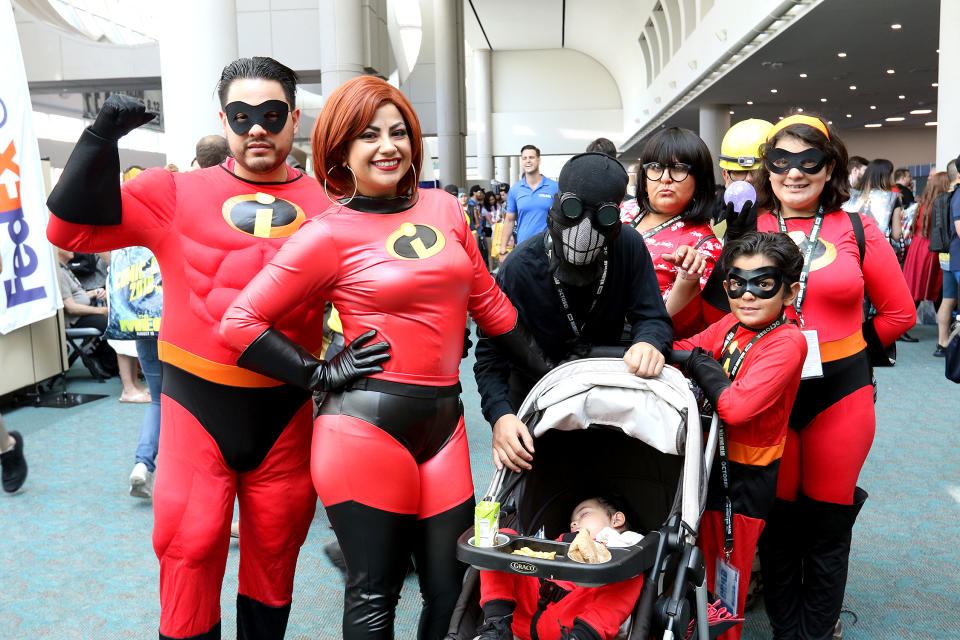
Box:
[724,181,757,213]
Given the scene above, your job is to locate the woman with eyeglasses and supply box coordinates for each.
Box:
[621,127,723,338]
[745,115,914,640]
[220,76,549,639]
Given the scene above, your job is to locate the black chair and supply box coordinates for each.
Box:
[65,326,109,382]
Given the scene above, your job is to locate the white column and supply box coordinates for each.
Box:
[158,0,238,167]
[474,48,493,183]
[433,0,466,188]
[936,0,959,171]
[495,156,509,184]
[509,155,520,185]
[319,0,365,96]
[699,104,731,184]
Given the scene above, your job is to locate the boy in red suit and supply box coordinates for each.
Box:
[674,231,808,638]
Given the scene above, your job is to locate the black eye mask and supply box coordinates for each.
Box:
[726,266,785,299]
[224,100,289,135]
[765,147,828,175]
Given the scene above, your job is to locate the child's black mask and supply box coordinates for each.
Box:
[726,266,785,299]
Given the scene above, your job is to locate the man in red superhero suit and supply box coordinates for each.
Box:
[46,57,332,640]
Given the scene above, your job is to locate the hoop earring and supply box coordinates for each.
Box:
[407,164,418,196]
[323,165,358,206]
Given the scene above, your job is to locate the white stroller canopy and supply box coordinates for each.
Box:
[516,358,706,535]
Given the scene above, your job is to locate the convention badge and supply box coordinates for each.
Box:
[800,329,824,379]
[715,557,741,616]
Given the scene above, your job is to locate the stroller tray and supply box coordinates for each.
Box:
[456,529,659,586]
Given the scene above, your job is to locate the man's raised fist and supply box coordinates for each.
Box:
[90,94,158,141]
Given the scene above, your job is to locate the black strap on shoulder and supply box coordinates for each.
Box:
[846,210,866,266]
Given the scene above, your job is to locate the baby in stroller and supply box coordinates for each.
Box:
[474,495,644,640]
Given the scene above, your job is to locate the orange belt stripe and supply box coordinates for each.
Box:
[158,341,283,388]
[726,437,786,467]
[818,330,866,363]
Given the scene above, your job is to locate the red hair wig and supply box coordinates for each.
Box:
[312,76,423,198]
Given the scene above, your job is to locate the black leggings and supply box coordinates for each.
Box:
[326,499,474,640]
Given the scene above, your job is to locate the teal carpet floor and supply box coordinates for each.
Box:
[1,323,957,639]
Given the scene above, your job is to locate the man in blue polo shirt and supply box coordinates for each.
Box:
[500,144,559,253]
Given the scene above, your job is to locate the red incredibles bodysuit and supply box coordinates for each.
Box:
[756,210,914,504]
[221,188,518,639]
[47,159,330,640]
[675,314,806,637]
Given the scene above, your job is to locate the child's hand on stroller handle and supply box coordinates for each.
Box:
[492,414,535,472]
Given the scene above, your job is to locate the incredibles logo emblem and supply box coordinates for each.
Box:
[720,341,741,376]
[786,231,838,273]
[222,193,305,238]
[386,222,446,260]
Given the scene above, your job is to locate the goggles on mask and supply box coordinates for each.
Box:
[765,147,828,175]
[558,193,621,227]
[726,266,785,299]
[224,100,289,135]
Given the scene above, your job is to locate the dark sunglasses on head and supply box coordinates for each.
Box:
[765,148,828,175]
[559,193,621,227]
[642,162,692,182]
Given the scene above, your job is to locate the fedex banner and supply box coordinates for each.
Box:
[0,0,62,334]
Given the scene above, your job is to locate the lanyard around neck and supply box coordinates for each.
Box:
[546,238,609,339]
[777,206,824,317]
[631,211,682,239]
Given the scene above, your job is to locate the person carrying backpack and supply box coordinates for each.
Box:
[930,158,960,355]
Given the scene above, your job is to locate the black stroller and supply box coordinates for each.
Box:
[448,357,736,640]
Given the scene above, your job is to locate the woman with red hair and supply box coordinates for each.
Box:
[220,76,547,639]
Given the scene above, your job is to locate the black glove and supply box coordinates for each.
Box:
[462,326,473,359]
[237,328,390,392]
[90,94,157,140]
[722,199,758,242]
[315,330,391,391]
[559,620,602,640]
[683,347,731,408]
[862,319,896,367]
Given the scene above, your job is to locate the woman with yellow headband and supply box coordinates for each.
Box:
[744,115,915,640]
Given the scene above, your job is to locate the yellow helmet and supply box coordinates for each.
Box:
[718,119,774,171]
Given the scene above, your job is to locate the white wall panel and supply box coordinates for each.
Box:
[490,49,620,113]
[236,10,274,58]
[839,128,936,169]
[270,9,322,69]
[492,109,622,157]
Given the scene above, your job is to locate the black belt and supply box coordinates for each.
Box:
[347,377,461,399]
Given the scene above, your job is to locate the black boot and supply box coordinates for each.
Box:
[237,594,291,640]
[475,600,515,640]
[758,498,804,639]
[798,488,868,640]
[326,501,416,640]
